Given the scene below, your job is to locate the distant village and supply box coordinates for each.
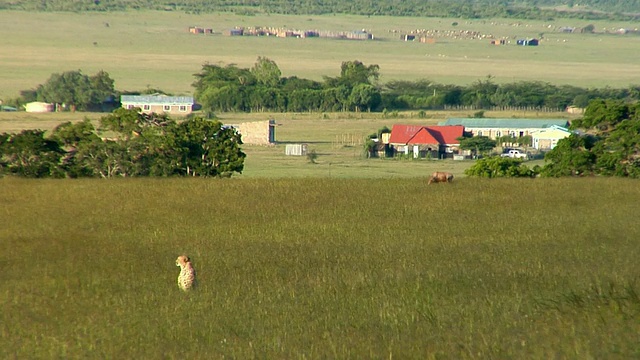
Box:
[188,26,373,40]
[187,22,638,46]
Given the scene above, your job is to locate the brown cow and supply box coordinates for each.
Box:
[428,171,454,184]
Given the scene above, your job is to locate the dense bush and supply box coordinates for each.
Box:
[542,100,640,178]
[465,157,538,178]
[0,109,246,178]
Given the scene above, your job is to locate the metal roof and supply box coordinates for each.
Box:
[120,95,194,105]
[439,118,569,129]
[389,124,464,145]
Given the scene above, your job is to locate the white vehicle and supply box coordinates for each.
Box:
[500,149,528,159]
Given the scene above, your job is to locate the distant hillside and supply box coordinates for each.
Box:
[0,0,638,20]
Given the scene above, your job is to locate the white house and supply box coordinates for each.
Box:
[121,95,195,115]
[439,118,570,140]
[530,125,573,150]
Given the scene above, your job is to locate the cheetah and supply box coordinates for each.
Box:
[176,255,196,291]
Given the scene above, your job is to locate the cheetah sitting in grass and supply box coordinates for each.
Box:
[176,255,196,291]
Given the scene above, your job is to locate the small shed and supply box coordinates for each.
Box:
[285,144,308,156]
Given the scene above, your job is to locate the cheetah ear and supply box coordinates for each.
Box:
[185,256,190,262]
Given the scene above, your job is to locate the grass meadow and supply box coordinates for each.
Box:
[1,10,640,99]
[1,176,639,358]
[1,9,639,358]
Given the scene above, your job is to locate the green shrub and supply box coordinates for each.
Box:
[465,156,538,178]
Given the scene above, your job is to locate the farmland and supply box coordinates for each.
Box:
[1,11,640,100]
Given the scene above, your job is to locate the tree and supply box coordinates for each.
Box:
[571,99,630,129]
[0,130,65,178]
[324,60,380,89]
[37,70,115,111]
[544,99,640,178]
[594,117,640,177]
[348,83,381,112]
[50,119,103,177]
[171,117,245,177]
[458,135,496,157]
[462,76,498,109]
[251,57,282,87]
[541,134,598,177]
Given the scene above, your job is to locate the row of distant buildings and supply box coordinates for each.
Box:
[189,26,374,40]
[24,95,574,153]
[379,119,572,159]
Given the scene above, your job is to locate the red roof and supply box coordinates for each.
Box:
[389,124,464,145]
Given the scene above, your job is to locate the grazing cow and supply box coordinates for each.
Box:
[428,171,454,184]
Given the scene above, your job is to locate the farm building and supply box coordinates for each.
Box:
[388,124,465,159]
[530,125,573,150]
[120,95,195,116]
[225,119,276,145]
[438,118,569,140]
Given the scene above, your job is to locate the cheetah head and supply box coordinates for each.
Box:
[176,255,190,267]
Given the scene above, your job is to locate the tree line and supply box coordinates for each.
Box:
[0,109,246,178]
[192,59,640,114]
[6,61,640,115]
[2,0,639,21]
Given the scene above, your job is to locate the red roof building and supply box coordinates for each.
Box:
[388,124,465,158]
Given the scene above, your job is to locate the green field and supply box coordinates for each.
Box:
[1,10,640,100]
[2,177,639,358]
[2,9,639,358]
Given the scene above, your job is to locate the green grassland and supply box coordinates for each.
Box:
[2,10,639,358]
[1,10,640,100]
[2,177,639,358]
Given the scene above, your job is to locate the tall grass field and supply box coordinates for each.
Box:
[2,177,639,358]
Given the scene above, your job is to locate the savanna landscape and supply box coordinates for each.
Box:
[1,2,640,358]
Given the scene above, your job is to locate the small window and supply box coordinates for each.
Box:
[496,131,502,137]
[179,105,187,112]
[163,105,171,111]
[477,131,483,136]
[143,105,150,111]
[127,105,134,109]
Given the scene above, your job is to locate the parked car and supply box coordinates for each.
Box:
[500,149,528,159]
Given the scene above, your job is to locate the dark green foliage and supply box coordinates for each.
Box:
[458,136,497,157]
[542,134,598,177]
[571,99,631,129]
[0,109,245,178]
[542,100,640,177]
[0,130,65,178]
[189,59,640,113]
[36,70,116,111]
[172,117,245,177]
[465,157,537,178]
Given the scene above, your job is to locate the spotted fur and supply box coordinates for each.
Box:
[176,255,196,291]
